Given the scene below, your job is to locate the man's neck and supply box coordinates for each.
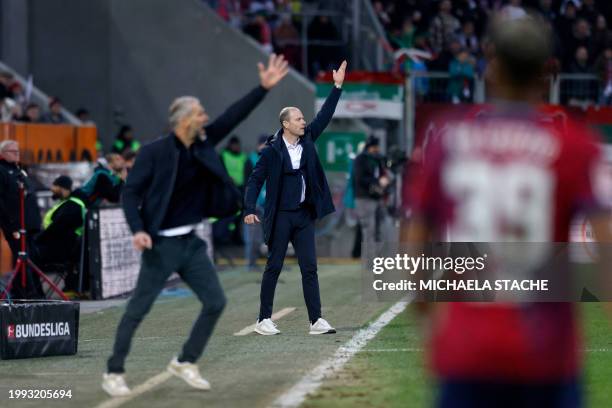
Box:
[174,128,197,148]
[282,131,299,145]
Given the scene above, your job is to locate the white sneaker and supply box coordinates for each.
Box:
[167,357,211,390]
[309,318,336,335]
[102,373,131,397]
[254,318,280,335]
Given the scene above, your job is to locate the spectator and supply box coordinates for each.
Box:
[592,14,612,57]
[564,18,592,68]
[567,46,598,106]
[538,0,558,24]
[244,12,273,54]
[556,0,578,48]
[0,95,19,122]
[80,153,126,207]
[453,0,488,36]
[249,0,274,14]
[595,46,612,105]
[122,149,137,173]
[391,17,416,50]
[76,107,95,125]
[501,0,527,20]
[429,0,461,55]
[18,102,41,123]
[215,0,243,29]
[373,1,392,30]
[43,97,68,124]
[274,13,301,69]
[0,72,14,99]
[111,125,141,154]
[456,20,479,57]
[307,15,341,76]
[579,0,599,26]
[448,49,475,104]
[8,82,26,108]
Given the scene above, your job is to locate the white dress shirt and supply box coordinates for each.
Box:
[283,136,306,203]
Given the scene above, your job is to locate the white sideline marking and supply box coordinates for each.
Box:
[233,307,296,336]
[269,300,409,408]
[94,371,172,408]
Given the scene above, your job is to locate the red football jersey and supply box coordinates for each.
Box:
[405,104,604,381]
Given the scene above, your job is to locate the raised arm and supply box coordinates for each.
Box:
[307,60,347,142]
[205,54,289,146]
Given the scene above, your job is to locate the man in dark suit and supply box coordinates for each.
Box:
[244,60,347,336]
[102,54,289,397]
[0,140,44,299]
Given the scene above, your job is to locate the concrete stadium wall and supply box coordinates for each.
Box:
[23,0,314,150]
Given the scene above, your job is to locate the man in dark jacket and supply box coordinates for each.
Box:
[244,60,347,336]
[0,140,44,299]
[102,53,288,397]
[353,136,390,261]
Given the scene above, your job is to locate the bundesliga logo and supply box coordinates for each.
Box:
[6,322,70,339]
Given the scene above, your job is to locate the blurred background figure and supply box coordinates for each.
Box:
[111,124,140,155]
[243,134,268,271]
[402,14,611,408]
[353,135,390,261]
[43,97,68,124]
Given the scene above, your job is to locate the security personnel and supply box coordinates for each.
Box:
[35,176,88,293]
[111,125,141,155]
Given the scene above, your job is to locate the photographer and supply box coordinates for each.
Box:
[0,140,44,299]
[353,136,390,258]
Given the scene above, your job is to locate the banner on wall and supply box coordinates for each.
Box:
[315,72,405,120]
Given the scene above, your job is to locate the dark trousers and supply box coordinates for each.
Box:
[259,207,321,323]
[107,233,226,373]
[438,378,581,408]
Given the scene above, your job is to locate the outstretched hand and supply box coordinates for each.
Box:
[258,53,290,90]
[333,60,347,87]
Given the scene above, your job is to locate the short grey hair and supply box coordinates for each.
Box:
[279,107,297,126]
[168,96,200,129]
[0,140,18,152]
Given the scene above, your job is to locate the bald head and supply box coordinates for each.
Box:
[279,107,306,137]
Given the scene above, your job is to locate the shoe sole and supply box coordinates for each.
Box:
[309,329,337,335]
[167,366,211,390]
[101,382,131,397]
[253,327,280,335]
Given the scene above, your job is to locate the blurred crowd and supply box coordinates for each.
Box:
[206,0,346,77]
[376,0,612,105]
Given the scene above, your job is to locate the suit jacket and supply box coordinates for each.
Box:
[0,160,41,234]
[122,85,268,236]
[244,86,342,244]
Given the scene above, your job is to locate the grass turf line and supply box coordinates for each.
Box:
[303,303,612,408]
